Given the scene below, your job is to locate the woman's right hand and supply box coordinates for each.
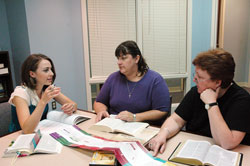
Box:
[95,111,110,122]
[148,132,168,157]
[41,85,61,104]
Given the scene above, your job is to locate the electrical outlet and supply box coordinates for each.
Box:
[52,101,56,110]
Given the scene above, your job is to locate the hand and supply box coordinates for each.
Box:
[61,103,76,115]
[148,132,167,157]
[41,85,61,104]
[116,111,134,122]
[200,87,220,104]
[96,111,110,122]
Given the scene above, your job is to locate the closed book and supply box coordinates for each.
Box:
[89,151,118,166]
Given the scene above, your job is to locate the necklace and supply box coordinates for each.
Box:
[126,80,137,98]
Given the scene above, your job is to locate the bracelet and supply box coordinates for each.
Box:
[133,114,136,122]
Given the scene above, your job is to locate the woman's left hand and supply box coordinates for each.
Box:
[61,103,75,115]
[116,111,134,122]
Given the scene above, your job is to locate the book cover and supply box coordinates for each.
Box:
[89,151,118,166]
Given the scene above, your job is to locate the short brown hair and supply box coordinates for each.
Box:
[192,48,235,88]
[21,54,56,90]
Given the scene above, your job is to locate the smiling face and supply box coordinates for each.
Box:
[193,66,221,93]
[29,59,54,88]
[117,54,139,76]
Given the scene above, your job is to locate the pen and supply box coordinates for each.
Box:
[9,140,14,147]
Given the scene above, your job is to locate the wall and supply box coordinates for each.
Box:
[24,0,87,109]
[223,0,250,83]
[4,0,247,110]
[191,0,212,87]
[0,0,16,85]
[5,0,30,85]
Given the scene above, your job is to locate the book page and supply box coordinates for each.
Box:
[35,134,62,154]
[53,125,120,148]
[118,142,163,166]
[7,134,35,153]
[176,140,211,163]
[204,145,239,166]
[36,119,72,134]
[114,121,149,136]
[92,117,125,132]
[47,111,89,125]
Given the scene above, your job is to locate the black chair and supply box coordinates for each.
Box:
[0,102,12,137]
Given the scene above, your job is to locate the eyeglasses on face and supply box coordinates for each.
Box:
[192,73,210,83]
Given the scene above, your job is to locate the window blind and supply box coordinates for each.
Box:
[141,0,187,75]
[87,0,136,78]
[87,0,187,79]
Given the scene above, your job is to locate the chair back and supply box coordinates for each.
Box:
[0,102,12,137]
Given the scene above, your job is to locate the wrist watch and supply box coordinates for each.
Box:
[205,102,218,110]
[133,114,136,122]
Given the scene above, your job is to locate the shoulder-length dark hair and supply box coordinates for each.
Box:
[21,54,56,90]
[115,40,149,76]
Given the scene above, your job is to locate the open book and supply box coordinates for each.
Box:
[89,115,149,137]
[3,130,62,157]
[46,110,90,125]
[168,139,243,166]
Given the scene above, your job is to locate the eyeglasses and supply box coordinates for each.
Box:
[192,73,210,83]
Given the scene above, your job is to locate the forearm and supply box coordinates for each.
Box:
[159,113,184,140]
[22,100,47,134]
[135,110,168,122]
[55,93,77,110]
[93,101,108,114]
[208,106,243,149]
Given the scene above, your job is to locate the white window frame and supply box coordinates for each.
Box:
[81,0,193,110]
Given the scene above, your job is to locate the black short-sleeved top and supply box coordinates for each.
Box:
[175,82,250,145]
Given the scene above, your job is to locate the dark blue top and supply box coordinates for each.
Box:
[9,104,48,132]
[96,70,170,114]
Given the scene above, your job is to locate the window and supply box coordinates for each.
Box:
[81,0,191,110]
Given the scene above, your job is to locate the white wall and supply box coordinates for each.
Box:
[24,0,87,109]
[223,0,250,83]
